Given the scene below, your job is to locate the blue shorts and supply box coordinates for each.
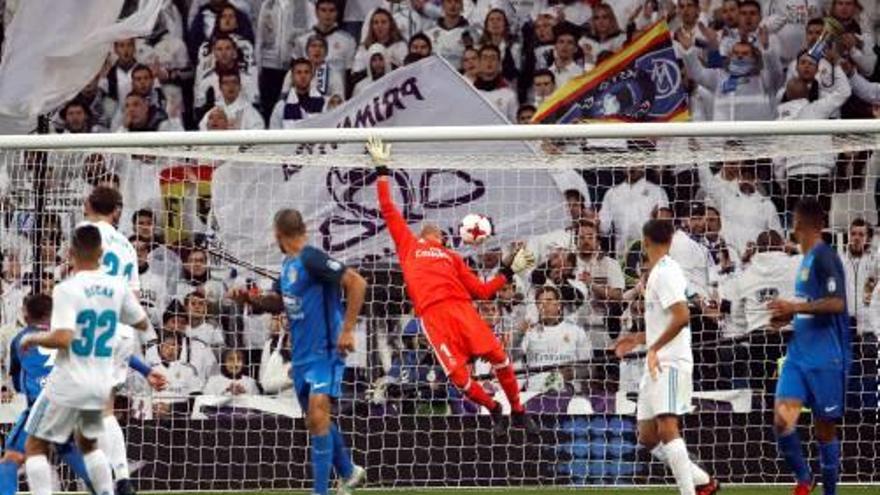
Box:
[4,408,30,453]
[776,359,846,421]
[292,359,345,410]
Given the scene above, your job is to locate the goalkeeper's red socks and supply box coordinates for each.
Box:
[448,366,495,410]
[485,350,524,414]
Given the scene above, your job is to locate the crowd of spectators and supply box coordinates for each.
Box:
[1,0,880,417]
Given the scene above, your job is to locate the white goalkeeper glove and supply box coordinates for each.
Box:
[500,247,536,280]
[366,136,391,175]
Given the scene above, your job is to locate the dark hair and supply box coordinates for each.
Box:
[553,24,578,41]
[290,57,313,71]
[850,217,874,238]
[24,294,52,322]
[306,34,328,51]
[87,186,122,215]
[184,289,207,306]
[564,189,585,202]
[807,17,825,29]
[535,284,561,300]
[71,224,103,261]
[793,198,825,228]
[163,298,187,324]
[61,99,91,120]
[132,64,153,78]
[738,0,762,13]
[409,32,432,52]
[218,69,241,83]
[315,0,337,8]
[533,68,555,84]
[274,209,307,237]
[211,33,236,49]
[756,230,784,252]
[478,44,501,59]
[642,219,675,244]
[517,104,536,118]
[132,208,154,225]
[124,91,147,102]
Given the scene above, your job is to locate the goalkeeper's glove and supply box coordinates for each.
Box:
[366,135,391,176]
[499,247,536,281]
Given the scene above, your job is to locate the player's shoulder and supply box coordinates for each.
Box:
[655,255,684,275]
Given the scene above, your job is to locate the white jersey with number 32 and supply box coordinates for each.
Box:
[81,220,140,292]
[45,270,146,410]
[644,255,693,374]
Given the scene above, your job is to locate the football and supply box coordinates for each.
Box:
[459,213,493,245]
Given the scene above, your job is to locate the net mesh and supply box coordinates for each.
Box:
[0,134,878,490]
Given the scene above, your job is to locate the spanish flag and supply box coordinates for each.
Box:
[533,20,689,124]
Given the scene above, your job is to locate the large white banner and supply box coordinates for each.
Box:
[211,56,578,268]
[0,0,162,133]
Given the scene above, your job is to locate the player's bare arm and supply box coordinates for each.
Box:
[646,301,690,379]
[613,332,646,358]
[131,317,150,332]
[229,288,285,313]
[338,267,367,355]
[768,296,846,319]
[20,328,74,352]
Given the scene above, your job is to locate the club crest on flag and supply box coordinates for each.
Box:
[533,20,689,124]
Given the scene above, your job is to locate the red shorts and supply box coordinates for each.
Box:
[420,300,502,373]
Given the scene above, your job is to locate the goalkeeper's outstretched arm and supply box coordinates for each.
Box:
[368,137,416,253]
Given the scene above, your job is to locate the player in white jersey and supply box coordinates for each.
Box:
[21,224,150,495]
[614,219,718,495]
[83,186,157,495]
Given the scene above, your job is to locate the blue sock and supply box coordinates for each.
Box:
[57,443,95,494]
[819,439,840,495]
[776,429,812,484]
[0,460,19,495]
[330,423,354,480]
[311,433,333,495]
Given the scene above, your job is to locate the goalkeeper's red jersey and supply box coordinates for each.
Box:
[377,176,507,315]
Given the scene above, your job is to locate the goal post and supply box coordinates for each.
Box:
[0,121,878,490]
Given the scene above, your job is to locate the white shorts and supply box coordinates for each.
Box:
[636,367,693,421]
[25,392,105,444]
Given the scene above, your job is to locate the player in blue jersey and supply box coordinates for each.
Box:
[232,209,368,495]
[0,294,93,495]
[768,199,851,495]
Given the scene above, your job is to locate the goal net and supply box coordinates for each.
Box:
[0,123,877,490]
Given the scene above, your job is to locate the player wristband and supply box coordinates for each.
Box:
[375,165,389,176]
[129,356,152,378]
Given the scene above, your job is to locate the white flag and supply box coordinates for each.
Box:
[0,0,162,133]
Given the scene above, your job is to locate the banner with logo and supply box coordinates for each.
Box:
[533,21,689,124]
[210,56,576,268]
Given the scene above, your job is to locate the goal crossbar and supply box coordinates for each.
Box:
[1,119,880,149]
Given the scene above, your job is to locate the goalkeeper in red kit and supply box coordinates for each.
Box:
[368,137,539,435]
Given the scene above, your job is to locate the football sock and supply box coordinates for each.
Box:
[776,429,812,484]
[330,423,354,479]
[0,459,20,495]
[485,349,524,414]
[24,455,51,495]
[663,438,696,495]
[447,366,496,410]
[97,415,130,480]
[311,433,333,495]
[651,445,710,485]
[83,450,113,495]
[819,438,840,495]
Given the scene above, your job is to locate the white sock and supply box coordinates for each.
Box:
[25,455,53,495]
[663,438,696,495]
[83,450,114,495]
[651,445,710,486]
[98,415,130,480]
